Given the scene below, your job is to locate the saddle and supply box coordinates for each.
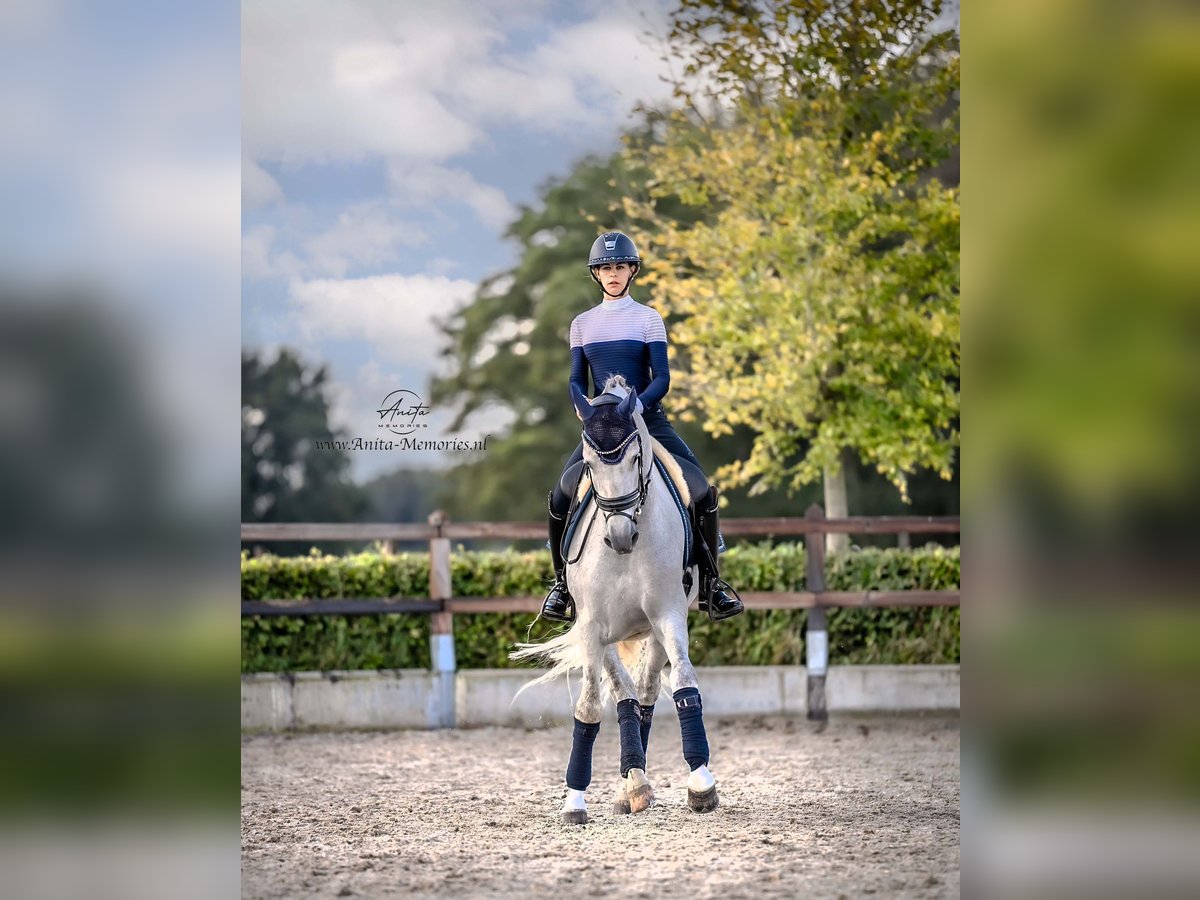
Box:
[560,436,709,569]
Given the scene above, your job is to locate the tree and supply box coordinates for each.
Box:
[625,0,959,546]
[242,348,368,551]
[360,467,449,525]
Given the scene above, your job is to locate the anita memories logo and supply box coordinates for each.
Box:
[313,388,490,452]
[377,389,430,436]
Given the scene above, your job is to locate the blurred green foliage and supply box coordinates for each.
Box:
[968,0,1200,827]
[241,545,959,671]
[969,0,1200,525]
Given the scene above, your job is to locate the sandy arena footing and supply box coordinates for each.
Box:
[242,715,959,899]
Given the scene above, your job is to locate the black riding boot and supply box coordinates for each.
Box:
[541,492,576,624]
[696,486,744,621]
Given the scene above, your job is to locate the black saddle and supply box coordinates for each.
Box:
[673,457,710,507]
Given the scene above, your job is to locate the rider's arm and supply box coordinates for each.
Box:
[640,311,670,407]
[569,316,590,400]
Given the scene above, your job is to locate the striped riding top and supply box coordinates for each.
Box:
[569,295,670,406]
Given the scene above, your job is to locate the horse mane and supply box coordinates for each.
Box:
[600,374,630,396]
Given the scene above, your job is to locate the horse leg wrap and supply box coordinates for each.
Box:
[673,687,710,771]
[565,719,601,791]
[617,699,647,777]
[638,702,655,755]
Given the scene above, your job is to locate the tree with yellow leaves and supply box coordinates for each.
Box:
[626,0,959,545]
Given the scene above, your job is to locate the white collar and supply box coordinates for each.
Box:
[600,294,634,311]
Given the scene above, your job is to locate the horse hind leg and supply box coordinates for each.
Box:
[611,637,666,813]
[632,637,668,755]
[603,646,655,814]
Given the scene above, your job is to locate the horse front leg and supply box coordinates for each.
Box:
[561,657,603,825]
[657,614,719,813]
[603,646,655,814]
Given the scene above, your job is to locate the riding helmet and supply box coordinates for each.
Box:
[587,231,641,268]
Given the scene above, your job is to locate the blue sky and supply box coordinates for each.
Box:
[241,0,679,481]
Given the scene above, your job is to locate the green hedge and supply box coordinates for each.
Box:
[241,544,960,672]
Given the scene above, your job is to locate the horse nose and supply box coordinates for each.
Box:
[604,534,635,554]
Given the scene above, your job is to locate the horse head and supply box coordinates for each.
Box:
[572,378,649,555]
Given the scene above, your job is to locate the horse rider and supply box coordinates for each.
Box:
[541,230,744,625]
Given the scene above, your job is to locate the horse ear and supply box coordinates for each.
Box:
[617,387,638,418]
[570,383,595,421]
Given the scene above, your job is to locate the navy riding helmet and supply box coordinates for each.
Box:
[588,231,641,293]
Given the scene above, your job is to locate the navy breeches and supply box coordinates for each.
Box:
[551,409,704,515]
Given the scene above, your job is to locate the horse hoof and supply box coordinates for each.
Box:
[626,769,654,814]
[629,783,654,813]
[561,809,589,825]
[612,797,632,815]
[687,785,719,813]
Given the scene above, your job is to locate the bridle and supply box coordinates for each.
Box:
[585,427,651,534]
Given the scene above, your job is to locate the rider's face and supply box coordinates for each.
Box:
[595,262,633,296]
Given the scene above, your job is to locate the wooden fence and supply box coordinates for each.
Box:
[241,504,960,726]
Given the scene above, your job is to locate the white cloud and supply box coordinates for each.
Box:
[387,161,514,230]
[243,2,490,164]
[243,0,676,165]
[240,223,303,282]
[243,158,284,209]
[302,202,427,277]
[529,13,677,119]
[241,224,278,280]
[289,273,475,371]
[243,203,425,280]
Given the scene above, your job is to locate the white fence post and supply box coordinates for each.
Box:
[428,510,456,728]
[805,503,829,724]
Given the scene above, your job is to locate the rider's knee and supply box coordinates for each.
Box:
[550,484,571,517]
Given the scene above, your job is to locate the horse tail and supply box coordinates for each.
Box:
[615,636,644,676]
[509,629,586,700]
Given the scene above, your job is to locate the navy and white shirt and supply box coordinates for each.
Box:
[569,295,670,406]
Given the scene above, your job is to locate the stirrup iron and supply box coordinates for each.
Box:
[541,579,576,624]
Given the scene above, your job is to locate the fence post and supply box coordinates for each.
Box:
[428,510,456,728]
[804,503,829,724]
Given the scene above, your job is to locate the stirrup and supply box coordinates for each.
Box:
[699,579,744,622]
[541,581,576,624]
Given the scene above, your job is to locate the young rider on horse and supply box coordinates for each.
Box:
[541,230,744,625]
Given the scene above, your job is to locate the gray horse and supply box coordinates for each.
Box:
[512,375,719,825]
